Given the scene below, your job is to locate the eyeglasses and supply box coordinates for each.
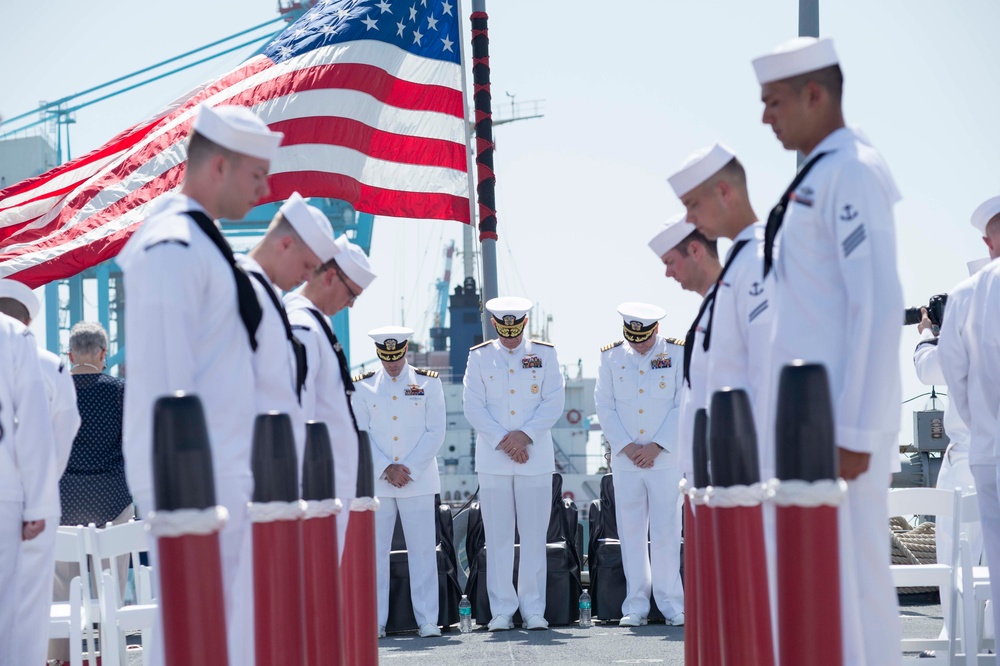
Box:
[335,268,362,302]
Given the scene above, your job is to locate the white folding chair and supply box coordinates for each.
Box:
[87,520,157,666]
[953,492,993,666]
[889,487,961,663]
[51,526,98,666]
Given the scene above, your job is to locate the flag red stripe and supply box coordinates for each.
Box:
[7,224,138,289]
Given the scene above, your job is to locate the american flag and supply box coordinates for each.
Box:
[0,0,471,288]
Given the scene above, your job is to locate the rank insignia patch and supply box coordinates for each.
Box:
[789,187,815,207]
[650,355,672,369]
[522,355,542,369]
[404,384,424,396]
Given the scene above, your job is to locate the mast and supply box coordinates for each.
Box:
[797,0,819,167]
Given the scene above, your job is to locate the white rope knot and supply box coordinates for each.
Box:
[248,500,307,523]
[350,496,381,512]
[690,487,712,506]
[303,498,343,520]
[708,483,769,508]
[147,506,229,538]
[769,478,848,507]
[678,478,689,494]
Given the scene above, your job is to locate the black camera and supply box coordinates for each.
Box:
[903,293,948,327]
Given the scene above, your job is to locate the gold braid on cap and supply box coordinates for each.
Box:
[622,320,656,343]
[375,339,408,362]
[493,314,526,338]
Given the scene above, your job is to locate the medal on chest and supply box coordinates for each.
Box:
[404,384,424,396]
[650,354,672,369]
[522,354,542,369]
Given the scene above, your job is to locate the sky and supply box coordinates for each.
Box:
[2,0,999,445]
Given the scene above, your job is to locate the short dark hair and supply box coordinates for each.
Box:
[186,131,241,169]
[0,298,29,324]
[675,229,718,259]
[784,64,844,104]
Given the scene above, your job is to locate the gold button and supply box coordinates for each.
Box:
[510,389,515,394]
[510,369,515,374]
[640,429,645,434]
[392,396,397,400]
[393,436,399,441]
[509,350,513,355]
[639,409,644,414]
[639,389,644,394]
[510,410,516,415]
[639,370,644,375]
[394,456,399,461]
[392,377,397,382]
[393,416,398,421]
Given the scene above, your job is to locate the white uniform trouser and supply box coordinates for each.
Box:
[936,447,981,632]
[136,476,255,666]
[376,495,439,628]
[613,468,684,619]
[838,450,901,666]
[0,501,23,666]
[972,464,1000,659]
[478,472,551,619]
[13,516,57,666]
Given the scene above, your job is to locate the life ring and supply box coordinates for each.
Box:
[566,409,582,424]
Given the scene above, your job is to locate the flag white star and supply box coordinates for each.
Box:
[292,26,308,38]
[412,28,424,45]
[396,19,406,37]
[362,13,379,30]
[441,0,453,16]
[441,35,454,52]
[278,45,294,59]
[376,0,392,13]
[420,0,428,6]
[337,8,349,19]
[320,23,338,35]
[426,14,438,30]
[409,5,418,21]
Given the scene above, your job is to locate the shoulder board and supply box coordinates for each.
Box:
[352,370,376,382]
[601,340,625,353]
[664,337,686,346]
[469,340,492,351]
[530,339,554,347]
[413,368,439,378]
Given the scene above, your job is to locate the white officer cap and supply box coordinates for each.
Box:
[0,278,40,320]
[191,104,284,162]
[369,326,414,361]
[278,193,339,263]
[333,236,376,289]
[667,143,737,198]
[753,37,840,85]
[486,296,533,321]
[968,258,991,276]
[971,196,1000,235]
[648,214,696,258]
[618,302,666,343]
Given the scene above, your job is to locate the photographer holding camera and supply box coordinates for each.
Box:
[939,194,1000,649]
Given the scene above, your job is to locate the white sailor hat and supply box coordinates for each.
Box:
[369,326,414,361]
[668,143,737,198]
[486,296,532,338]
[753,36,840,85]
[191,104,284,162]
[0,278,40,320]
[648,213,696,258]
[279,193,339,263]
[968,258,991,276]
[333,236,376,289]
[617,301,665,343]
[971,196,1000,235]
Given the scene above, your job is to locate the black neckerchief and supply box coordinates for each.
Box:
[248,271,308,403]
[183,211,262,351]
[762,151,830,277]
[682,239,749,389]
[305,307,361,434]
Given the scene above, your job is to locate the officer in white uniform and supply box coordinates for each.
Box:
[285,235,375,559]
[595,303,685,627]
[0,280,82,666]
[463,297,565,631]
[940,195,1000,649]
[0,313,57,666]
[754,37,904,665]
[668,145,774,477]
[647,216,722,479]
[118,103,283,666]
[237,192,339,466]
[352,327,445,639]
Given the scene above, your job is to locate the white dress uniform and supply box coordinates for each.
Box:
[352,339,445,632]
[764,126,904,665]
[463,299,565,625]
[285,291,359,558]
[940,256,1000,648]
[594,311,685,622]
[0,314,58,666]
[119,192,258,666]
[678,297,711,479]
[15,347,80,666]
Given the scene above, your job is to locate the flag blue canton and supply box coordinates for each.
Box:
[264,0,461,65]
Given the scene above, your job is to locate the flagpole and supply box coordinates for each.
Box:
[467,0,500,340]
[455,0,480,287]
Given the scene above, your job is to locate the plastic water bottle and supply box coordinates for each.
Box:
[579,589,592,628]
[459,595,473,633]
